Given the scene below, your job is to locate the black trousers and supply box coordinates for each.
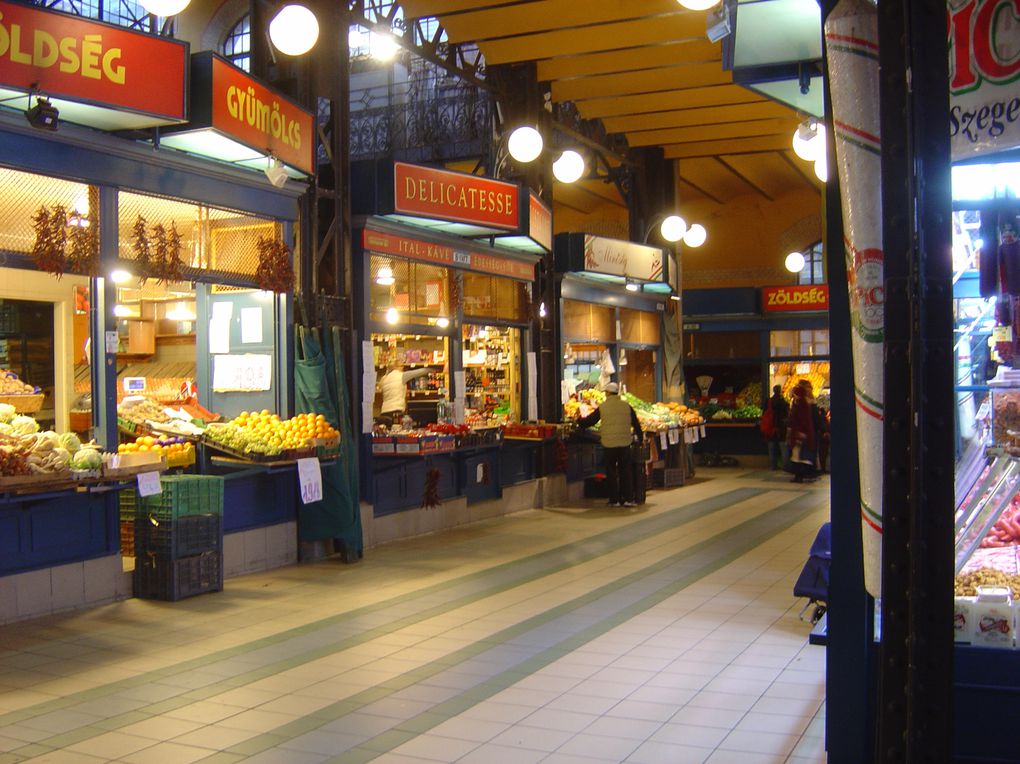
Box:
[604,446,632,504]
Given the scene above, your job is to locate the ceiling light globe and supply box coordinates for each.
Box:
[677,0,721,10]
[110,269,132,284]
[436,317,450,328]
[385,307,399,325]
[792,121,826,162]
[269,4,319,56]
[139,0,189,15]
[552,150,585,183]
[683,223,707,248]
[370,31,400,61]
[814,154,829,183]
[785,251,807,273]
[507,126,543,163]
[659,215,688,242]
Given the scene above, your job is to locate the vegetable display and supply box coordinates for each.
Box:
[205,410,339,459]
[0,370,36,395]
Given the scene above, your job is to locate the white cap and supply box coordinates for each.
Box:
[603,382,619,393]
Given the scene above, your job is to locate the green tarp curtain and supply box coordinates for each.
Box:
[294,325,363,560]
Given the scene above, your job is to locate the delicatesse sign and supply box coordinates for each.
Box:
[0,0,185,119]
[394,162,519,230]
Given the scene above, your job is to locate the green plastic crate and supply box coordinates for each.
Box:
[119,487,137,521]
[137,474,224,522]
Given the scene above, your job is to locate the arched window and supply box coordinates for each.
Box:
[44,0,151,30]
[222,14,251,72]
[796,241,825,286]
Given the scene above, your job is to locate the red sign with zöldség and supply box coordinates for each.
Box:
[762,285,829,312]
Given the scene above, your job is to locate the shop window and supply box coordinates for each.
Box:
[770,361,831,405]
[369,256,450,326]
[796,241,825,285]
[770,329,829,357]
[620,348,656,403]
[222,14,251,72]
[117,192,278,279]
[462,273,530,323]
[0,168,94,259]
[369,333,449,426]
[685,330,758,359]
[462,325,520,425]
[620,308,660,346]
[562,299,614,342]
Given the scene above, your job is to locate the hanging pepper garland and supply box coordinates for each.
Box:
[255,236,295,293]
[30,204,81,278]
[131,214,152,283]
[163,222,184,284]
[67,214,99,276]
[421,468,441,509]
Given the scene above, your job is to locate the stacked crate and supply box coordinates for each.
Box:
[133,475,225,601]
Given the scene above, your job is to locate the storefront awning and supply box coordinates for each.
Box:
[363,217,540,282]
[0,1,187,131]
[158,52,314,179]
[555,232,674,295]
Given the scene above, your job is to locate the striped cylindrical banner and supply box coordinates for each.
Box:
[824,0,884,597]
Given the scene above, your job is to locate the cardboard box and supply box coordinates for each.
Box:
[372,436,396,455]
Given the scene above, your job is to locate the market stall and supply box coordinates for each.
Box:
[352,161,549,516]
[0,15,315,618]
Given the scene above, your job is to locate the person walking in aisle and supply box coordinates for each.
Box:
[764,384,790,470]
[577,382,644,507]
[786,379,818,483]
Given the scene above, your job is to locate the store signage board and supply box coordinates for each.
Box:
[762,285,829,312]
[0,0,186,123]
[212,354,272,392]
[582,235,665,282]
[394,162,519,231]
[364,228,535,281]
[527,193,553,252]
[948,0,1020,159]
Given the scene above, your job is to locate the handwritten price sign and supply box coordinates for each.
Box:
[297,457,323,505]
[137,471,162,497]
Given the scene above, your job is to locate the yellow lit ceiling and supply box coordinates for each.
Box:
[401,0,822,219]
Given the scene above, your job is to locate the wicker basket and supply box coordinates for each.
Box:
[0,393,44,413]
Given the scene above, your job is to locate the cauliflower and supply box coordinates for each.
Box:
[0,403,15,424]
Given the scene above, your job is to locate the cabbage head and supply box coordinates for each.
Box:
[58,432,82,453]
[11,415,39,435]
[71,448,102,471]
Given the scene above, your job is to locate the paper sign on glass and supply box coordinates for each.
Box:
[240,307,264,344]
[105,331,119,355]
[212,354,272,391]
[137,471,162,497]
[297,457,323,504]
[209,319,231,354]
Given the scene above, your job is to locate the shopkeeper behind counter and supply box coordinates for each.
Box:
[378,363,431,426]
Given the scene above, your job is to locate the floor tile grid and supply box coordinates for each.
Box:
[0,485,791,734]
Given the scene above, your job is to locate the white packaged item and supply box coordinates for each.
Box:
[954,596,976,643]
[972,586,1015,648]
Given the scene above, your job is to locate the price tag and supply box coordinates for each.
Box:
[700,425,707,438]
[136,471,162,497]
[659,432,668,450]
[297,457,323,505]
[668,427,680,445]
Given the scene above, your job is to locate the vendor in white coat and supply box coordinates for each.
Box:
[379,362,430,427]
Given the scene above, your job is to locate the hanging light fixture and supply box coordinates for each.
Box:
[370,30,400,61]
[110,269,132,284]
[138,0,189,16]
[269,4,320,56]
[785,251,807,273]
[376,264,395,286]
[552,150,585,183]
[659,215,688,243]
[625,280,640,292]
[507,126,543,163]
[676,0,721,9]
[385,307,399,325]
[683,224,707,248]
[814,152,829,183]
[436,316,450,328]
[792,119,825,162]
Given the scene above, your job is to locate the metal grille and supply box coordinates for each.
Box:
[463,273,528,323]
[369,255,450,326]
[0,167,92,263]
[117,191,276,279]
[222,14,251,72]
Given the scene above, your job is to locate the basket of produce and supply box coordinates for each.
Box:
[0,371,44,413]
[0,426,84,491]
[204,411,339,463]
[119,436,195,468]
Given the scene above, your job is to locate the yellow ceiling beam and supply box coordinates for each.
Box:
[437,0,684,44]
[603,101,794,133]
[628,119,794,147]
[574,85,766,119]
[538,40,720,81]
[400,0,521,17]
[553,63,729,102]
[478,15,707,64]
[664,135,795,158]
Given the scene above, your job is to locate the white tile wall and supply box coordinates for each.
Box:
[223,522,298,579]
[0,554,127,625]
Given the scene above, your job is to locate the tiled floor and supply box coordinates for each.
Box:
[0,467,828,763]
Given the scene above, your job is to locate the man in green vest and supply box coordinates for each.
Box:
[577,382,643,507]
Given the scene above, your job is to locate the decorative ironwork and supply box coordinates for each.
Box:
[350,79,491,162]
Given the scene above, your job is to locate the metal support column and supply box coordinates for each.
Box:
[877,0,955,758]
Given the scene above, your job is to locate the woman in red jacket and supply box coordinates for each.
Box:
[786,380,817,483]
